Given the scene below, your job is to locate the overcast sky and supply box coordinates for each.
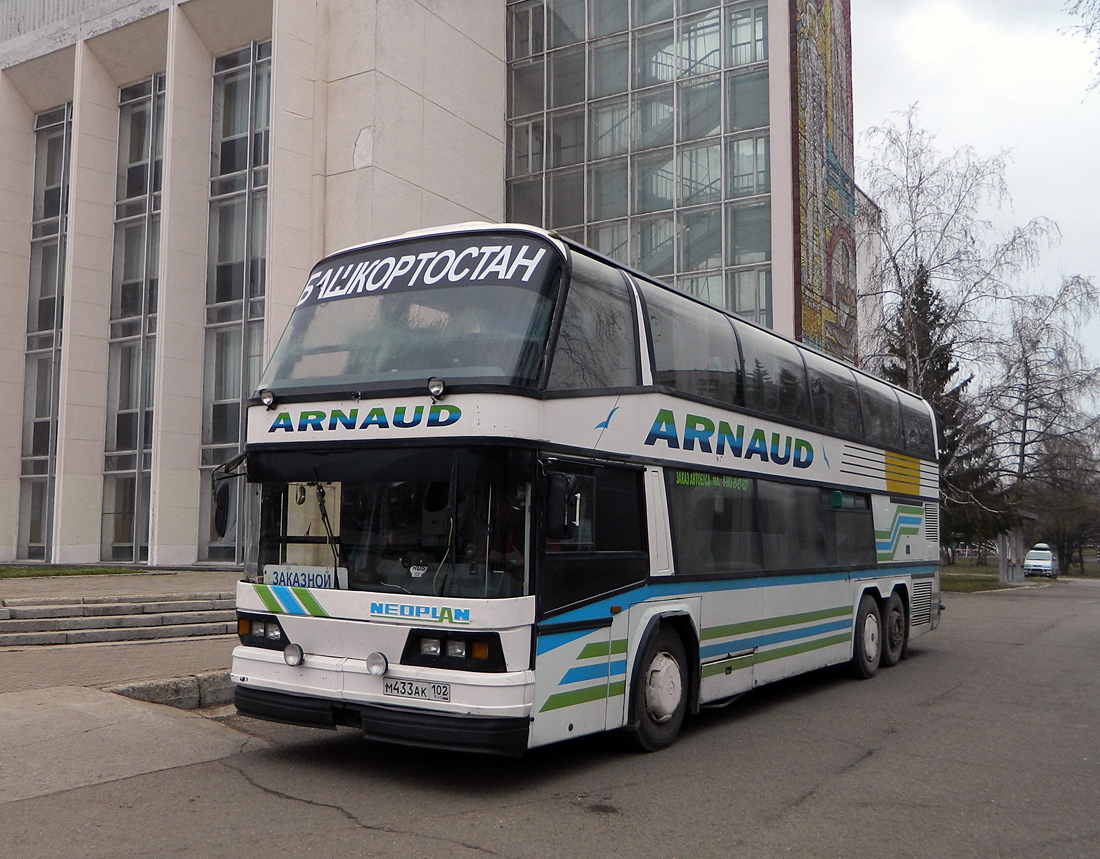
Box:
[850,1,1100,358]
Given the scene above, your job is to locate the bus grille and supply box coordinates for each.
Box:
[911,580,934,626]
[924,503,940,543]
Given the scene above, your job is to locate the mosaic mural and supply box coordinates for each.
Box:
[794,0,858,363]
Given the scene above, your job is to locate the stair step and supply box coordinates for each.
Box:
[3,596,234,620]
[1,609,237,634]
[0,622,238,647]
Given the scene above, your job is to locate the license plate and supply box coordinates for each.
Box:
[383,678,450,702]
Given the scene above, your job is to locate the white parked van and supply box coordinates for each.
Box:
[1023,544,1056,578]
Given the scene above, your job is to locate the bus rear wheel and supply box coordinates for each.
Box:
[624,626,688,752]
[881,592,907,667]
[849,593,882,679]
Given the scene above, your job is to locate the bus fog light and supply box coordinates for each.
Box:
[446,640,467,658]
[283,643,304,667]
[365,652,388,675]
[420,637,441,656]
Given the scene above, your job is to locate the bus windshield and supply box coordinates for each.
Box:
[257,232,561,394]
[250,446,532,599]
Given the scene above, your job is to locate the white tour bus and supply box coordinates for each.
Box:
[227,223,941,756]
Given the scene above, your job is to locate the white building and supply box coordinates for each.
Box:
[0,0,857,565]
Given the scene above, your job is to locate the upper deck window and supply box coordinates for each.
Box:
[258,233,561,394]
[546,252,639,389]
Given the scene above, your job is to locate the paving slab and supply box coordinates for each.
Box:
[0,686,267,804]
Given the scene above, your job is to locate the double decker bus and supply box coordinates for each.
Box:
[228,223,940,756]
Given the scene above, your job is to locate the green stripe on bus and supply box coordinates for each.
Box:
[702,654,753,677]
[754,632,850,663]
[253,584,283,614]
[540,683,612,712]
[291,587,329,618]
[577,638,627,659]
[701,605,851,641]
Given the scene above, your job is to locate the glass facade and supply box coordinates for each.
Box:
[506,0,773,326]
[102,76,164,562]
[201,42,271,562]
[19,105,71,560]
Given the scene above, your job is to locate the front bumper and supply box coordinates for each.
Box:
[234,685,531,756]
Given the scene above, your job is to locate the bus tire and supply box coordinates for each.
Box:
[850,593,882,679]
[624,625,688,752]
[881,591,907,667]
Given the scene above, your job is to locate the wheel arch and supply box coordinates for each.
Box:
[625,610,700,730]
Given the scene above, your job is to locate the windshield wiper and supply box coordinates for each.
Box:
[311,479,340,580]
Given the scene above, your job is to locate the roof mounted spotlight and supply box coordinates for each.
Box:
[259,389,276,410]
[427,377,445,403]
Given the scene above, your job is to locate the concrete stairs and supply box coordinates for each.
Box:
[0,591,237,647]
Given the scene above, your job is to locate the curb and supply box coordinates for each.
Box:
[104,669,233,710]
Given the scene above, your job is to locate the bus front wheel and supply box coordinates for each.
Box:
[850,593,882,679]
[625,625,688,752]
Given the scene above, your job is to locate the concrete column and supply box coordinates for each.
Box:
[768,0,796,341]
[268,0,322,357]
[51,41,116,562]
[0,73,35,562]
[147,6,212,566]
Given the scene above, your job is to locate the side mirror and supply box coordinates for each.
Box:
[213,482,231,538]
[544,473,578,541]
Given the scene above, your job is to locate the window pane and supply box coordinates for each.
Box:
[735,317,809,421]
[730,3,768,67]
[727,133,770,197]
[643,281,740,403]
[635,0,674,27]
[591,0,628,36]
[550,47,585,107]
[636,86,675,148]
[549,167,584,227]
[549,0,585,47]
[858,378,903,447]
[804,347,862,436]
[634,148,675,213]
[589,220,630,263]
[550,109,585,167]
[547,253,638,389]
[666,469,760,574]
[680,144,721,206]
[680,76,721,141]
[635,25,675,88]
[679,205,722,271]
[759,481,825,570]
[590,97,630,157]
[727,268,771,326]
[590,158,628,220]
[634,215,675,275]
[680,11,721,77]
[727,69,769,131]
[727,199,770,265]
[590,37,629,97]
[511,59,545,116]
[508,177,544,225]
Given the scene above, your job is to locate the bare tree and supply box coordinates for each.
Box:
[857,105,1057,390]
[982,276,1100,484]
[1067,0,1100,88]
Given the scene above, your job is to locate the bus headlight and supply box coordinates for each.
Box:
[283,643,304,667]
[402,630,505,672]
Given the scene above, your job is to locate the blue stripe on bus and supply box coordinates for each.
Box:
[536,628,594,655]
[270,586,308,615]
[559,658,627,686]
[699,619,851,660]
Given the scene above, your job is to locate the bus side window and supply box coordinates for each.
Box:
[898,392,937,459]
[803,348,862,437]
[733,319,810,424]
[538,463,648,615]
[857,376,903,448]
[641,282,741,405]
[546,253,639,390]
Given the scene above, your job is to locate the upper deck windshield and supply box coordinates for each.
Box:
[258,232,561,394]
